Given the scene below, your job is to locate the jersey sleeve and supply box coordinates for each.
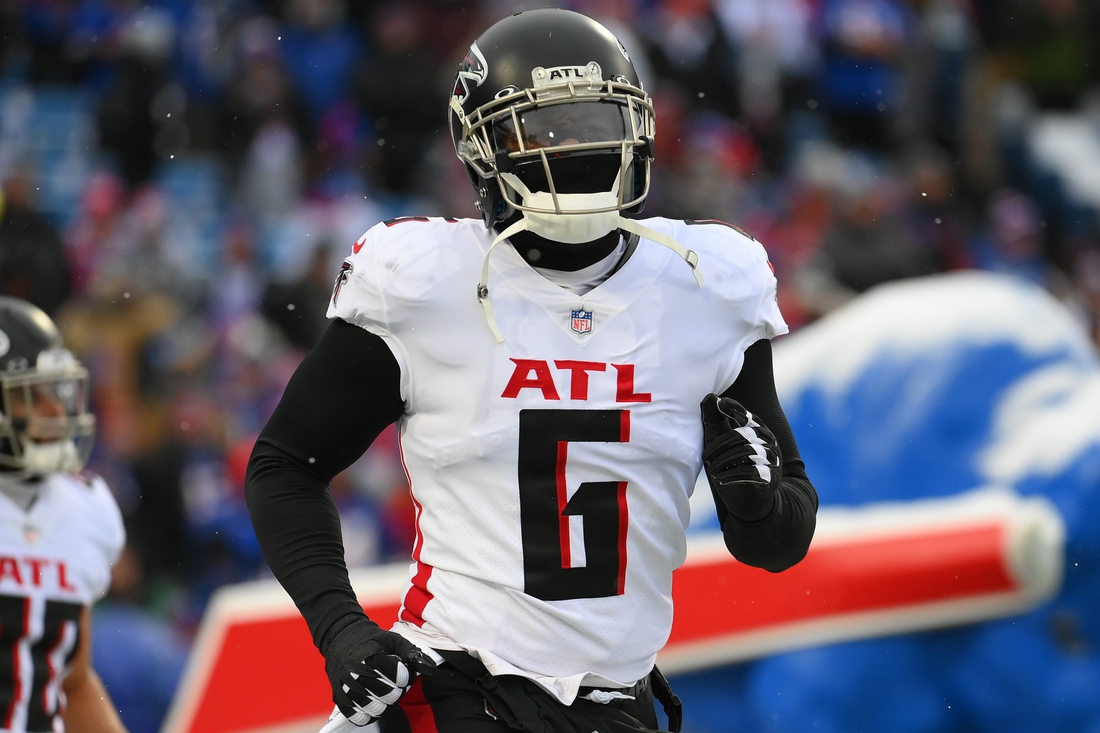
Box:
[681,221,788,390]
[86,474,126,599]
[718,227,787,343]
[327,224,392,336]
[326,223,412,400]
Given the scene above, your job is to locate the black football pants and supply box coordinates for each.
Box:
[377,660,661,733]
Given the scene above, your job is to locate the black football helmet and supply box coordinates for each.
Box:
[0,297,94,477]
[449,8,656,236]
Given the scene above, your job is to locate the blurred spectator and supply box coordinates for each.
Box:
[345,424,415,563]
[0,163,72,315]
[170,1,236,150]
[238,119,306,220]
[902,143,976,272]
[975,0,1092,110]
[65,170,128,296]
[93,589,189,733]
[93,186,204,306]
[330,468,384,569]
[816,0,915,150]
[354,2,446,194]
[160,390,264,619]
[741,178,833,330]
[0,0,28,81]
[575,0,656,88]
[308,99,366,199]
[641,0,740,120]
[209,215,265,336]
[221,16,309,181]
[56,286,180,476]
[793,147,939,315]
[657,110,759,221]
[97,7,179,186]
[714,0,818,145]
[1071,247,1100,345]
[276,0,363,129]
[902,0,976,153]
[970,188,1065,290]
[262,238,336,350]
[128,433,190,597]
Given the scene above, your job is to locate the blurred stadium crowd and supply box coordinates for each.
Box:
[2,0,1100,727]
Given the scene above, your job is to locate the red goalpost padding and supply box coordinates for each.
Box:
[161,487,1063,733]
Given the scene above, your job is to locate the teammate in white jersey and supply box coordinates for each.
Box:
[246,9,817,733]
[0,297,127,733]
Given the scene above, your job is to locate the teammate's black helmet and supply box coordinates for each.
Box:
[0,297,94,477]
[449,9,656,232]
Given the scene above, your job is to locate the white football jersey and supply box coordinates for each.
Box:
[329,216,786,703]
[0,473,124,732]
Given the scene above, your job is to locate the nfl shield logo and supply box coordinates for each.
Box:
[571,309,593,335]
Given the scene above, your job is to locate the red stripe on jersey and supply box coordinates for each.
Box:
[400,562,434,626]
[4,597,28,728]
[399,441,435,626]
[616,482,629,595]
[42,622,67,714]
[557,441,571,569]
[400,441,424,561]
[396,678,439,733]
[618,410,630,593]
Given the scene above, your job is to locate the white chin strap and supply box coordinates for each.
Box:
[500,171,624,245]
[21,439,82,475]
[476,175,703,343]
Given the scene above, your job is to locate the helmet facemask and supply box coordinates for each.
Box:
[452,64,656,242]
[0,348,95,478]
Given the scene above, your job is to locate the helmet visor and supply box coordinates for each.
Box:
[5,377,89,432]
[1,368,95,474]
[493,101,642,153]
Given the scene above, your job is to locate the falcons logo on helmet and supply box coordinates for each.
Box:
[452,42,488,104]
[332,260,353,306]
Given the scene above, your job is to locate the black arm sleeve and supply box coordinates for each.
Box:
[716,338,819,572]
[245,318,404,648]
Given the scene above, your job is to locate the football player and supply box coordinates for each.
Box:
[0,296,127,733]
[245,9,818,733]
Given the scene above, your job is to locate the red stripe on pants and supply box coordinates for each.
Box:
[397,678,439,733]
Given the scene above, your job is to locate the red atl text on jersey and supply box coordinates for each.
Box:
[501,359,652,402]
[0,556,78,592]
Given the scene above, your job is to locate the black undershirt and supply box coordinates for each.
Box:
[245,320,818,649]
[508,228,623,271]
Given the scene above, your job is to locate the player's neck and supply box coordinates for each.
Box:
[0,472,42,511]
[534,236,629,296]
[503,227,622,272]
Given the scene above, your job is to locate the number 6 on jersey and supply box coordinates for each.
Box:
[518,409,630,601]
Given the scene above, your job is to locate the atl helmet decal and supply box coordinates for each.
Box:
[452,42,488,104]
[531,62,602,90]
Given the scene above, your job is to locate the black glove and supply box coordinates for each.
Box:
[321,616,437,726]
[700,393,782,522]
